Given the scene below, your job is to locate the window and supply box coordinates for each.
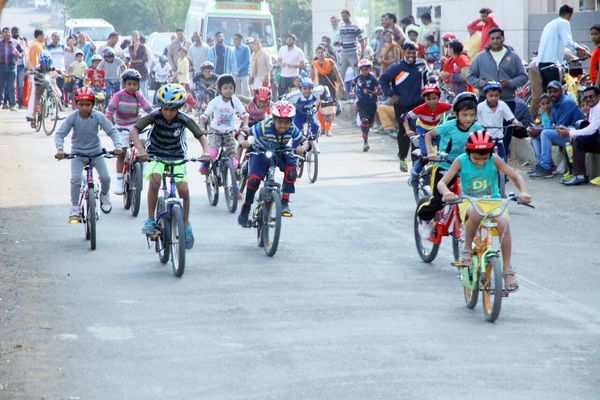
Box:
[416,6,432,18]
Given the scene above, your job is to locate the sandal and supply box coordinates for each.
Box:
[503,270,519,295]
[453,249,472,268]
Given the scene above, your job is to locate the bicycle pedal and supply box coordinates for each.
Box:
[451,261,468,268]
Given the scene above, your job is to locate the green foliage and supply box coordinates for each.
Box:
[270,0,312,49]
[65,0,191,35]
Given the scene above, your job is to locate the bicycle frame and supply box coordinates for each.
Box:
[431,178,462,245]
[157,163,183,221]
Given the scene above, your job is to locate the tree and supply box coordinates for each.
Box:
[270,0,312,50]
[64,0,191,35]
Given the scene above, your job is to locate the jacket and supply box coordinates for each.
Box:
[379,59,428,109]
[208,45,238,75]
[551,94,584,128]
[467,46,527,101]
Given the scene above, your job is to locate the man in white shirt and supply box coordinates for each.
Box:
[556,86,600,185]
[188,32,209,75]
[277,33,305,97]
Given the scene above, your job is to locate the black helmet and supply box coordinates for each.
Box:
[402,41,418,51]
[121,68,142,84]
[452,92,478,113]
[217,74,236,91]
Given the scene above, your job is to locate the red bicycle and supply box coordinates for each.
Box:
[414,169,462,264]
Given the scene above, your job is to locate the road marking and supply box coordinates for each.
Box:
[87,325,134,341]
[56,333,79,341]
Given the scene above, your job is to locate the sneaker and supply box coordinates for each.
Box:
[113,177,124,195]
[238,204,251,227]
[281,200,293,217]
[68,206,81,224]
[363,142,370,152]
[185,224,194,250]
[142,218,157,235]
[100,193,112,214]
[528,166,553,178]
[561,175,588,186]
[9,106,17,112]
[399,159,408,172]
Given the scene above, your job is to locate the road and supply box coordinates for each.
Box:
[1,109,599,399]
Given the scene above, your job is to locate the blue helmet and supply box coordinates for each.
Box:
[39,52,53,69]
[300,78,313,89]
[156,83,187,109]
[482,81,502,95]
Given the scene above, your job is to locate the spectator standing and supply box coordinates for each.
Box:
[11,27,26,107]
[233,33,251,96]
[588,24,599,86]
[167,28,191,71]
[0,27,19,110]
[537,4,587,90]
[378,30,402,74]
[330,16,340,45]
[277,33,304,97]
[208,32,237,75]
[338,10,364,79]
[380,42,428,172]
[441,40,472,95]
[467,8,499,51]
[188,32,209,75]
[76,32,96,66]
[128,31,150,98]
[27,29,45,121]
[418,12,437,46]
[381,13,406,45]
[99,32,123,61]
[250,38,272,91]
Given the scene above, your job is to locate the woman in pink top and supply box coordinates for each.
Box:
[106,69,153,194]
[467,8,499,51]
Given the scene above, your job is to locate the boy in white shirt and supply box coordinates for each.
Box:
[199,74,249,174]
[477,81,521,160]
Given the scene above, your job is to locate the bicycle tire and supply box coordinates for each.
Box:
[131,162,143,217]
[87,190,97,251]
[35,99,43,132]
[156,197,170,264]
[262,193,282,257]
[170,204,186,277]
[414,197,440,263]
[206,166,219,206]
[498,170,507,199]
[239,160,248,194]
[297,158,304,179]
[43,95,58,136]
[307,149,318,184]
[482,255,503,322]
[123,169,132,210]
[223,160,238,214]
[463,260,479,309]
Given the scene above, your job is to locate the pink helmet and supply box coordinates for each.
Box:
[75,87,95,103]
[442,32,457,42]
[271,100,296,119]
[255,86,272,102]
[358,58,373,69]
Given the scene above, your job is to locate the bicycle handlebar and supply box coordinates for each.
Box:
[61,149,118,160]
[446,193,535,215]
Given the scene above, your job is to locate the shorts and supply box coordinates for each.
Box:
[144,160,187,183]
[117,125,147,147]
[458,199,509,235]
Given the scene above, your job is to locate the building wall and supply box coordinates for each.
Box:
[311,0,353,54]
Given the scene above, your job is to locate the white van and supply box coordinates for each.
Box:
[64,18,115,47]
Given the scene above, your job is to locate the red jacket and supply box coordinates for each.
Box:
[467,15,499,50]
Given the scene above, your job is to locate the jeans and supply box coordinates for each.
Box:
[234,75,250,97]
[530,136,541,161]
[394,105,416,161]
[105,80,120,107]
[70,156,111,206]
[16,64,25,106]
[539,128,569,170]
[0,64,16,106]
[338,52,358,79]
[278,76,295,99]
[572,132,600,176]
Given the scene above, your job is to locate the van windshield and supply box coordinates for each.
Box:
[206,16,274,47]
[72,27,114,42]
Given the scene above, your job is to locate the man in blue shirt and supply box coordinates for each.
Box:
[208,32,237,76]
[530,81,584,177]
[233,33,251,96]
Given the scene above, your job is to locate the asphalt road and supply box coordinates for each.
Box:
[1,109,599,399]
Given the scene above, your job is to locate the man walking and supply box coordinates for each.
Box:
[338,9,364,79]
[27,29,45,122]
[233,33,251,96]
[0,27,19,110]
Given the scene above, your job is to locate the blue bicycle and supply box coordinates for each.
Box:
[145,156,203,277]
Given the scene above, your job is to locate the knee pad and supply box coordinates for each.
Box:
[360,117,371,129]
[284,165,297,183]
[247,175,262,191]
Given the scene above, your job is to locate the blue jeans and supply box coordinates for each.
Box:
[0,64,16,106]
[539,128,569,170]
[16,64,25,106]
[105,80,120,108]
[140,79,148,99]
[530,136,541,161]
[494,140,507,161]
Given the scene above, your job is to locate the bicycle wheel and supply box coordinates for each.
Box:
[413,170,432,204]
[452,221,462,262]
[35,100,43,132]
[413,198,440,263]
[43,95,59,136]
[170,204,186,277]
[130,162,143,217]
[156,197,170,264]
[297,158,304,179]
[206,167,219,206]
[463,260,479,309]
[498,170,507,198]
[87,190,97,251]
[222,160,238,214]
[238,159,248,194]
[307,149,318,184]
[123,170,132,210]
[482,255,503,322]
[261,193,282,257]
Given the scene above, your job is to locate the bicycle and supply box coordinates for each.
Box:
[61,150,116,251]
[414,153,462,263]
[296,122,319,184]
[204,131,240,213]
[36,73,61,136]
[409,135,435,203]
[244,149,298,257]
[450,194,534,323]
[145,156,203,278]
[120,128,144,217]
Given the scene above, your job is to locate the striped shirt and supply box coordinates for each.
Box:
[339,23,363,55]
[106,89,153,129]
[135,110,205,160]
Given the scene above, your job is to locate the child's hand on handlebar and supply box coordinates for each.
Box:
[137,151,149,161]
[112,148,123,156]
[442,192,459,203]
[518,192,532,204]
[54,150,65,160]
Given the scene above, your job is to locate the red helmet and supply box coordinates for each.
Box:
[421,84,441,97]
[75,87,95,103]
[466,130,495,152]
[271,100,296,119]
[358,58,372,69]
[442,32,457,42]
[255,87,271,102]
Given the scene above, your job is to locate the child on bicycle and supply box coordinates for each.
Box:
[199,74,249,175]
[31,52,57,128]
[476,81,522,161]
[417,92,484,221]
[54,87,123,223]
[85,54,106,93]
[237,101,305,226]
[286,78,321,143]
[192,61,217,109]
[246,87,272,127]
[404,84,451,179]
[354,59,381,152]
[437,130,532,293]
[66,49,86,102]
[105,69,153,194]
[130,83,209,250]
